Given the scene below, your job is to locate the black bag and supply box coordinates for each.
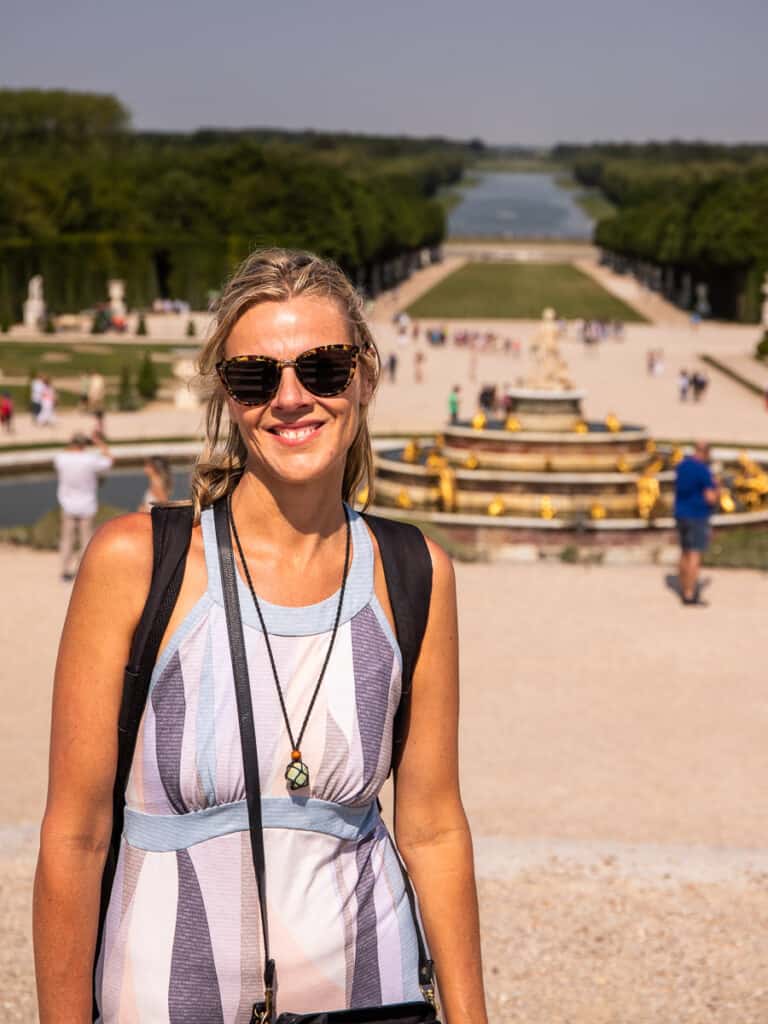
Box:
[93,498,435,1022]
[213,496,439,1023]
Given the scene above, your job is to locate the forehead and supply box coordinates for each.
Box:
[225,295,350,358]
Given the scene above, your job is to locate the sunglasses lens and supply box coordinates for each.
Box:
[297,347,356,397]
[222,359,280,405]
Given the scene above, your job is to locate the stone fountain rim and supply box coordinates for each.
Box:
[504,387,587,400]
[441,425,648,443]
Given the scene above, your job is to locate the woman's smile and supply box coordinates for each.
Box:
[266,419,326,446]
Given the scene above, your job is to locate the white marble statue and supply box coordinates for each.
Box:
[108,279,127,319]
[526,308,573,391]
[23,275,46,329]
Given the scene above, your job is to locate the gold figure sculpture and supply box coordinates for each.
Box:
[464,453,479,470]
[540,496,556,519]
[574,420,588,434]
[605,413,621,433]
[403,440,421,464]
[471,411,487,430]
[504,414,521,432]
[396,488,413,510]
[590,502,606,520]
[487,496,506,517]
[438,467,457,512]
[426,450,447,469]
[616,455,630,473]
[636,474,660,519]
[719,489,736,513]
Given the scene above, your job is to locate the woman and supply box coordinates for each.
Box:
[137,455,174,511]
[34,249,487,1023]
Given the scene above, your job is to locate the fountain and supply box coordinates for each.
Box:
[371,311,768,556]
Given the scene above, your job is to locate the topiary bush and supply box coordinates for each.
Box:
[136,350,158,400]
[186,318,197,338]
[117,364,141,410]
[136,313,148,336]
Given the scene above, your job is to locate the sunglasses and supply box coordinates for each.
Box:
[217,343,359,406]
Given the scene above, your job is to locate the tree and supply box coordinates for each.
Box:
[136,350,158,400]
[186,318,196,338]
[117,364,139,410]
[136,313,148,336]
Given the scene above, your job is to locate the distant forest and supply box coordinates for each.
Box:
[0,89,477,324]
[554,142,768,322]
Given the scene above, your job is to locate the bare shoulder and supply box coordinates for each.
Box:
[422,534,456,603]
[83,512,154,578]
[72,513,154,622]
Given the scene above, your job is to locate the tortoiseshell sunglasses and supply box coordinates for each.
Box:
[216,344,359,406]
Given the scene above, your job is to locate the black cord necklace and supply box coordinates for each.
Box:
[228,493,352,791]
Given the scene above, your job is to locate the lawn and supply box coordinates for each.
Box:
[0,340,190,380]
[406,263,646,321]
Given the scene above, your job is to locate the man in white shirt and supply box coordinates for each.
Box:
[53,432,113,581]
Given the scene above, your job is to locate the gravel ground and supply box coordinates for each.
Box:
[5,835,768,1023]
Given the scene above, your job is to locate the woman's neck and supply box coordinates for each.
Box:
[230,469,347,559]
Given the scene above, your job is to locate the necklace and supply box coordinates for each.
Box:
[228,494,352,791]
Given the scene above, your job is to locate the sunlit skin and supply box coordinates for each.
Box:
[224,296,373,499]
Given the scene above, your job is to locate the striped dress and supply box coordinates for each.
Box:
[95,506,423,1022]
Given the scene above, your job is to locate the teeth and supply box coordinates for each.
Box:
[275,426,316,440]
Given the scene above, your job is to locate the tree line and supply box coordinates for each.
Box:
[555,142,768,322]
[0,89,473,325]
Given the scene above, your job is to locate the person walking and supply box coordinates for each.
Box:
[674,441,719,605]
[36,375,57,425]
[448,384,461,424]
[0,390,14,434]
[52,430,113,581]
[678,369,690,402]
[137,455,173,511]
[35,249,487,1024]
[30,371,44,423]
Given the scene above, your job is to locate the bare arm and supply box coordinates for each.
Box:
[394,540,487,1024]
[33,514,153,1023]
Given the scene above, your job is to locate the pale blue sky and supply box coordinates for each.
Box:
[2,0,766,144]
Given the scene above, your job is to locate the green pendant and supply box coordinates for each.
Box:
[285,759,310,790]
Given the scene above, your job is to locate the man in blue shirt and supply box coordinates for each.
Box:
[674,441,719,604]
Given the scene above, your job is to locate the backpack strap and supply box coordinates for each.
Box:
[361,513,433,773]
[93,503,194,1020]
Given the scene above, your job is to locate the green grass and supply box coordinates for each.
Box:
[704,527,768,571]
[406,262,646,321]
[0,340,190,381]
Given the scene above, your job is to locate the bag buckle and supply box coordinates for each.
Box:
[252,986,273,1024]
[420,959,437,1009]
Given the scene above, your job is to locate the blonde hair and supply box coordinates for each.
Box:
[191,248,380,520]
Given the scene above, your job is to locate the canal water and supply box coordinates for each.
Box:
[0,467,193,527]
[448,171,594,240]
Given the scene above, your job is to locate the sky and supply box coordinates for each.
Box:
[2,0,767,145]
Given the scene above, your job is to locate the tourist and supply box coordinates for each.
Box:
[386,350,398,384]
[52,430,113,581]
[691,370,709,402]
[34,248,487,1024]
[414,347,425,383]
[30,370,44,422]
[137,455,173,511]
[449,383,461,424]
[36,375,57,425]
[674,441,719,605]
[0,390,14,433]
[678,369,690,402]
[87,370,106,432]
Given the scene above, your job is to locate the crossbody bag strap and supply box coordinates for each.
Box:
[213,496,276,1023]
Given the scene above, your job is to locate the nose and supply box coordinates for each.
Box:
[271,364,312,412]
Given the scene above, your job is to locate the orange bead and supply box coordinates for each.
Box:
[291,749,302,761]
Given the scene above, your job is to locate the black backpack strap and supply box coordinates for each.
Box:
[93,503,194,1020]
[361,513,433,773]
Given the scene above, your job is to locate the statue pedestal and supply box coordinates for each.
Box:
[23,299,46,329]
[505,388,585,431]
